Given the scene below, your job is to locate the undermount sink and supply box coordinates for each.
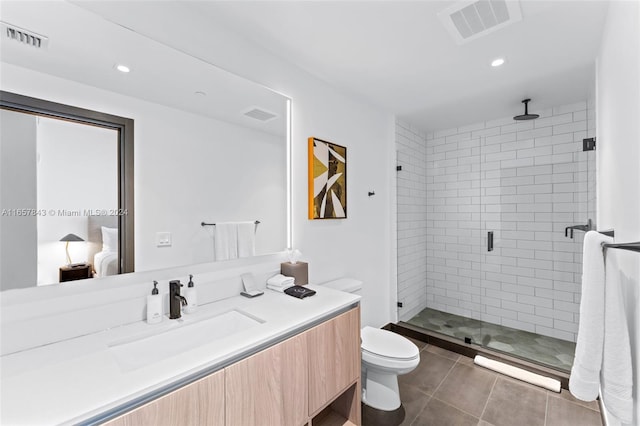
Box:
[109,309,264,372]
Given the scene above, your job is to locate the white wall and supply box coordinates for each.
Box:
[36,117,118,284]
[596,1,640,424]
[283,73,395,329]
[0,110,37,290]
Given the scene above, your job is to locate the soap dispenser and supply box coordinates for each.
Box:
[146,281,163,324]
[184,274,197,314]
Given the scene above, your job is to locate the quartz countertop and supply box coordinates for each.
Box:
[0,285,360,425]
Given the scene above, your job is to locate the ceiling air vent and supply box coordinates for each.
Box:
[243,107,278,123]
[438,0,522,45]
[1,21,49,49]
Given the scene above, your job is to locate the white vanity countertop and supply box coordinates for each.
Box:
[0,285,360,426]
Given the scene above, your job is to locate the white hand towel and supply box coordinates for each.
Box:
[267,283,294,292]
[237,221,256,258]
[214,223,238,261]
[569,231,633,423]
[267,274,294,287]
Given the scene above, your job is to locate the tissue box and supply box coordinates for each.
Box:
[280,262,308,285]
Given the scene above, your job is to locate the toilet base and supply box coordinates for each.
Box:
[362,368,401,411]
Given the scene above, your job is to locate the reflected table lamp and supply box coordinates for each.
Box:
[60,233,85,266]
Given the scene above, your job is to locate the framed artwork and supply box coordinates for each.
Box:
[308,137,347,219]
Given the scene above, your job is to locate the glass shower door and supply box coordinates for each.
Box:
[478,111,595,371]
[408,132,484,344]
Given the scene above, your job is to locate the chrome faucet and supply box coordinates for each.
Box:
[169,280,188,319]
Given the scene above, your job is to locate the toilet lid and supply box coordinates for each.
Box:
[361,326,420,360]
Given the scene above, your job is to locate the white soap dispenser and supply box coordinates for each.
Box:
[184,274,197,314]
[146,281,163,324]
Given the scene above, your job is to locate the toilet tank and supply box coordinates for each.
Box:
[319,278,363,295]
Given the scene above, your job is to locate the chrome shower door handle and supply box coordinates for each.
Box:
[488,231,494,252]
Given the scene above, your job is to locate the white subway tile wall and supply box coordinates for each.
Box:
[396,101,597,342]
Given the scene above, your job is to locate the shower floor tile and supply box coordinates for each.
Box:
[406,308,576,372]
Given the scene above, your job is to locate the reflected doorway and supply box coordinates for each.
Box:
[36,116,118,284]
[0,91,134,290]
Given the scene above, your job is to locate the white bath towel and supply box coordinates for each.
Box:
[601,250,633,423]
[214,223,238,261]
[570,231,609,401]
[237,221,256,258]
[569,231,633,423]
[267,274,295,288]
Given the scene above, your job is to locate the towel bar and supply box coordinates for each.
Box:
[201,220,260,227]
[602,242,640,253]
[596,230,640,252]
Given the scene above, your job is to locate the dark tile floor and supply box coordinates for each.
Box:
[406,308,576,372]
[362,339,602,426]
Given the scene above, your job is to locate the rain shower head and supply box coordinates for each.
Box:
[513,99,539,121]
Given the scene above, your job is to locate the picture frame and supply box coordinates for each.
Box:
[308,137,347,219]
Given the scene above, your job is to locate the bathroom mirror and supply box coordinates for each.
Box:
[0,1,290,290]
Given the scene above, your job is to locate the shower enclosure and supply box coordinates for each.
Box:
[396,100,596,372]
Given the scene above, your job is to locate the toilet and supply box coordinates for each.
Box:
[319,278,420,411]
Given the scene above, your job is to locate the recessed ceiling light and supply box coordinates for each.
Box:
[116,64,131,73]
[491,58,505,67]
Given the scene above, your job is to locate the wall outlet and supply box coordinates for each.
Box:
[156,232,171,247]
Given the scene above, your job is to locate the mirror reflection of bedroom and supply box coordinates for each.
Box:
[0,109,118,288]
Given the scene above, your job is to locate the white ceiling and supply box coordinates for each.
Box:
[183,0,609,133]
[19,0,610,134]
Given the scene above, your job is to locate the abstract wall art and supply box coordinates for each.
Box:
[308,137,347,219]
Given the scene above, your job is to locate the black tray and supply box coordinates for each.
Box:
[284,285,316,299]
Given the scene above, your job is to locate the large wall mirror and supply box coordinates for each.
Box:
[0,1,290,291]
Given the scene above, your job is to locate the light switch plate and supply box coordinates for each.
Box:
[156,232,171,247]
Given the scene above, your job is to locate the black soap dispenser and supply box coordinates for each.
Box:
[184,274,197,314]
[146,281,162,324]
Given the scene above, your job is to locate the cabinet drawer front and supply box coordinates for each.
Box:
[225,333,308,426]
[103,369,224,426]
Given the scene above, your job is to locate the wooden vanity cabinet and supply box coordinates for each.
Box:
[101,306,360,426]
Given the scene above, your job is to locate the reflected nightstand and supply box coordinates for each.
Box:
[59,264,93,282]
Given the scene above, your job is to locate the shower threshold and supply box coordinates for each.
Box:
[404,308,576,373]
